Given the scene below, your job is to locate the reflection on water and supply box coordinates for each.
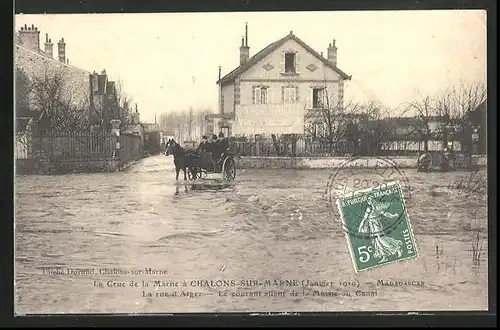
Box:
[14,155,488,314]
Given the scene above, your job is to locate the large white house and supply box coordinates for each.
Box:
[209,24,351,137]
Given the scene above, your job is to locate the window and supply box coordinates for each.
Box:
[284,52,296,73]
[253,86,268,104]
[312,88,325,108]
[260,87,268,104]
[284,87,296,104]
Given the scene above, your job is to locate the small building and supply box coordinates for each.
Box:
[377,115,460,154]
[210,24,351,137]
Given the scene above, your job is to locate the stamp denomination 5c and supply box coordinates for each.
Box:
[336,181,418,273]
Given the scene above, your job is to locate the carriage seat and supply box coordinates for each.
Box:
[200,152,216,170]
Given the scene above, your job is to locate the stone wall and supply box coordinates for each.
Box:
[16,158,121,175]
[236,155,487,170]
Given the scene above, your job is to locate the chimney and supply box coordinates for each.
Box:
[91,71,99,93]
[239,22,250,65]
[57,38,66,63]
[18,23,40,52]
[44,34,53,58]
[100,69,108,94]
[327,39,338,66]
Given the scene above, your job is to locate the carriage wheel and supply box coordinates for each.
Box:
[188,167,199,180]
[417,152,432,172]
[222,157,236,181]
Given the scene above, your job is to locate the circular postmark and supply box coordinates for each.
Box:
[326,156,412,239]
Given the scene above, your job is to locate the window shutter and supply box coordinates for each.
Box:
[252,86,256,104]
[264,87,269,104]
[310,88,314,108]
[295,86,300,102]
[281,86,285,103]
[295,51,300,74]
[280,52,285,73]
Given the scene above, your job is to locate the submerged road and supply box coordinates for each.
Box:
[15,155,488,313]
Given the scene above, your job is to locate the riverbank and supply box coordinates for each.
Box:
[236,155,487,169]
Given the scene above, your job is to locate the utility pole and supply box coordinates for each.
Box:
[218,66,222,114]
[189,107,193,141]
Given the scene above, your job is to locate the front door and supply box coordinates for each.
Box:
[221,126,230,137]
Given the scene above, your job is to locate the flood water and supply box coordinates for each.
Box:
[14,155,488,314]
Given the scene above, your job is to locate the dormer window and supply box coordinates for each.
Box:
[281,51,300,75]
[285,52,296,73]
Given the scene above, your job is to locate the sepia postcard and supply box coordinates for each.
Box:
[14,10,489,315]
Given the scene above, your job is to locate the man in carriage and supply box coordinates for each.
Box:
[212,132,229,163]
[195,132,229,166]
[196,135,209,153]
[217,132,229,155]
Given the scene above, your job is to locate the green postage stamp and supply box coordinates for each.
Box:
[336,181,418,273]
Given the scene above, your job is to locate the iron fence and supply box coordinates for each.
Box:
[25,130,116,161]
[228,135,463,157]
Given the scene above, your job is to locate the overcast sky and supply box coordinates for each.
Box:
[15,10,486,123]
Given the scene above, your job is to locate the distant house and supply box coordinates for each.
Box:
[375,115,461,153]
[210,24,351,137]
[160,131,175,144]
[15,23,118,131]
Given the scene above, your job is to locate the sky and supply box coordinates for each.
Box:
[14,10,486,123]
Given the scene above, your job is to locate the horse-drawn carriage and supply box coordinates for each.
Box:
[188,150,237,181]
[165,139,238,182]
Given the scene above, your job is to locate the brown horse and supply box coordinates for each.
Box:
[165,139,199,180]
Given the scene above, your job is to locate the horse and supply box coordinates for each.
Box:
[165,139,199,180]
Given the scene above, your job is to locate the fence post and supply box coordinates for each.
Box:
[110,119,121,159]
[255,134,261,157]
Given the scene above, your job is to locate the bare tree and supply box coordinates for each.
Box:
[27,67,90,132]
[304,79,362,154]
[112,80,135,129]
[403,94,437,153]
[351,100,398,156]
[15,67,32,119]
[435,81,486,152]
[17,65,137,134]
[90,79,135,130]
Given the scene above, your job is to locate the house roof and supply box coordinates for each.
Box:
[15,44,90,74]
[216,32,352,86]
